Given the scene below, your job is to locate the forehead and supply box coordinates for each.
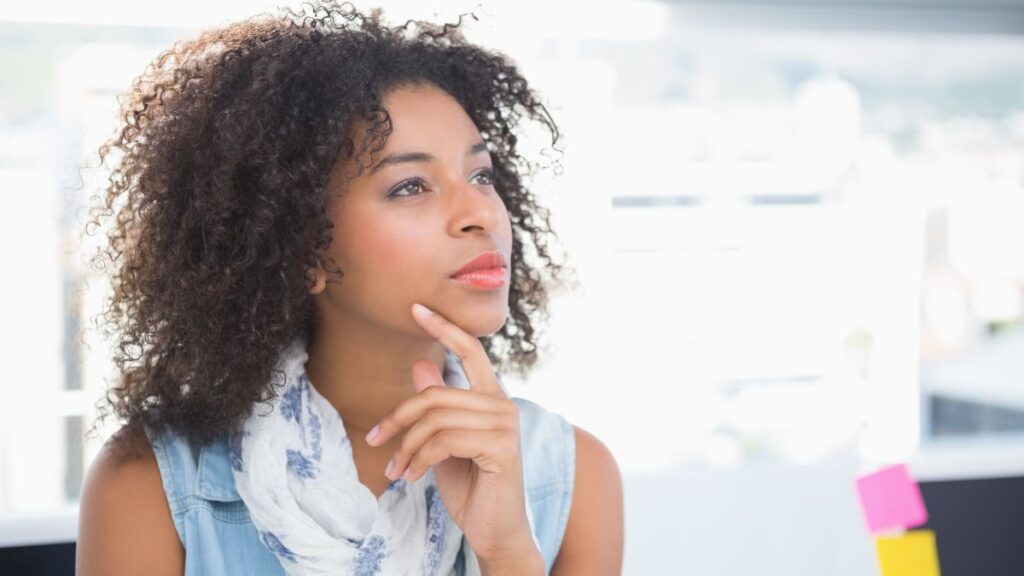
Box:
[333,83,484,186]
[385,83,474,126]
[362,84,480,153]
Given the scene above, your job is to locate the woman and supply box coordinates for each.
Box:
[75,1,623,575]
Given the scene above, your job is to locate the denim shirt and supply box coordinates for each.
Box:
[143,396,575,575]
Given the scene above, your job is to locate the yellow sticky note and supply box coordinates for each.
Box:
[876,529,942,576]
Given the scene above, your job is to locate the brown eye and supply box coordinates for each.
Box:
[387,178,428,198]
[474,168,495,185]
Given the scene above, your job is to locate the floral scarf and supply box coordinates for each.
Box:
[228,335,484,575]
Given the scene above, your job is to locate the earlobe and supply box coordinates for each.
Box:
[307,267,326,295]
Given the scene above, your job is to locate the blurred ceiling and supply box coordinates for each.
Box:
[667,0,1024,34]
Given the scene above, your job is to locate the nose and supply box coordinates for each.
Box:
[445,174,502,235]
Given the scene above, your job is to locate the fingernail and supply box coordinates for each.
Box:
[365,424,379,445]
[385,458,395,479]
[412,303,432,318]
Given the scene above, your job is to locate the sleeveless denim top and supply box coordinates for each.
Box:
[142,396,575,575]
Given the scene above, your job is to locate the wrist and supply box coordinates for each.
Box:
[477,534,544,576]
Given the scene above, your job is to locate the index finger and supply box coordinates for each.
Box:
[411,302,506,398]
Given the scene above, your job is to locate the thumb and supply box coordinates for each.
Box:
[411,359,445,393]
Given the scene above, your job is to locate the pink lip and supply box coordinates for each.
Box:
[451,250,507,277]
[451,267,507,289]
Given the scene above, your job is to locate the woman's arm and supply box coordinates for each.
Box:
[76,427,184,575]
[550,425,625,575]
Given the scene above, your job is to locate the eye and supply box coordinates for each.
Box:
[388,169,495,199]
[387,177,429,198]
[473,168,495,186]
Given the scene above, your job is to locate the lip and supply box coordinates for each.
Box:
[450,250,507,290]
[450,250,507,278]
[451,268,507,289]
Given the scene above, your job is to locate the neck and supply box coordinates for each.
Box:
[303,312,447,438]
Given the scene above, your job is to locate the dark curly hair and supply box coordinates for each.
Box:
[82,0,575,448]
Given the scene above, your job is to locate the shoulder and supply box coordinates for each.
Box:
[551,424,624,576]
[76,423,184,575]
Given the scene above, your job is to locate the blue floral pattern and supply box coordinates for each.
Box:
[259,530,303,563]
[279,372,324,479]
[300,374,324,462]
[286,449,318,479]
[351,534,389,576]
[422,484,449,575]
[280,383,303,423]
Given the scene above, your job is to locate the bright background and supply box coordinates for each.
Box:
[2,1,1024,574]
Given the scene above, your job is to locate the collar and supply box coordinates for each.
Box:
[195,433,242,501]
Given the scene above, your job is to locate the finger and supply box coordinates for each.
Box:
[411,358,444,394]
[398,428,522,483]
[384,408,518,480]
[410,302,505,397]
[366,385,515,447]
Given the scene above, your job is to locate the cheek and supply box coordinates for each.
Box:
[501,210,514,242]
[341,209,435,287]
[495,197,513,238]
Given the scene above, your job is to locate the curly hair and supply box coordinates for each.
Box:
[82,0,574,448]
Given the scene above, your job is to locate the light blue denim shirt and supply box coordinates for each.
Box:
[143,396,575,575]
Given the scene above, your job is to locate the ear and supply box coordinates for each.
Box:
[306,266,327,295]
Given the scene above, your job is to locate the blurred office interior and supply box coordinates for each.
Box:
[2,1,1023,574]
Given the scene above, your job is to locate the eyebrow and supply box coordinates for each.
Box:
[368,140,490,175]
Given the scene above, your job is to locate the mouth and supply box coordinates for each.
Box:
[450,250,507,290]
[450,267,507,290]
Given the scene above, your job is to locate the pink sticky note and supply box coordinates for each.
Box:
[855,463,929,535]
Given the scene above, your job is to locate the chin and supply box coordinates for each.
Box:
[444,303,509,338]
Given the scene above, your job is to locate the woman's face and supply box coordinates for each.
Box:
[311,83,513,339]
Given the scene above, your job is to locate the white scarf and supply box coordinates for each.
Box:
[228,335,497,576]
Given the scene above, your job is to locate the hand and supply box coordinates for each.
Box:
[363,302,537,564]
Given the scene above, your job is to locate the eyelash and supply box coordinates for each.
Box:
[387,168,495,199]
